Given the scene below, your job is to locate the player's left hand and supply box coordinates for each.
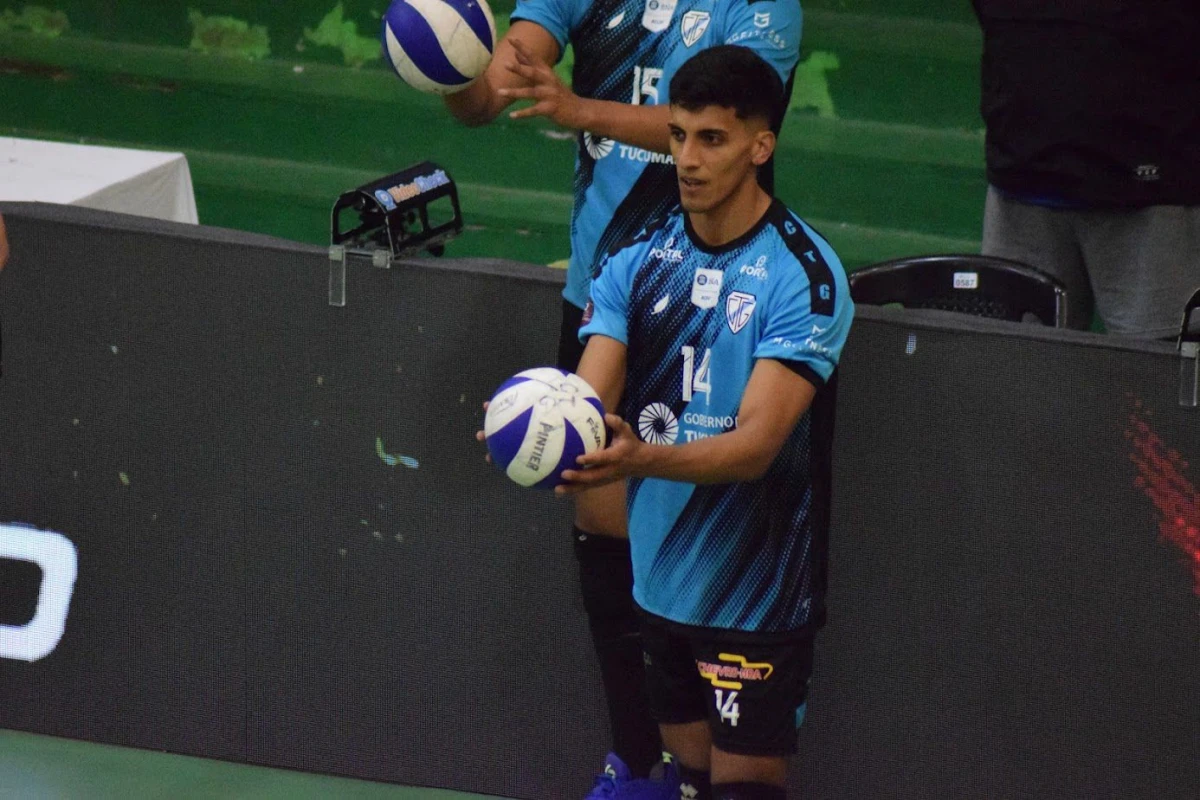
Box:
[498,38,585,129]
[556,413,642,495]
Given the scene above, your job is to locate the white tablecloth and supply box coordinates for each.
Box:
[0,137,199,224]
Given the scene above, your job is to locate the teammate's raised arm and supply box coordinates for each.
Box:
[499,38,672,153]
[442,21,561,126]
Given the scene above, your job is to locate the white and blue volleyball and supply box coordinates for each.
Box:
[484,368,607,489]
[381,0,497,95]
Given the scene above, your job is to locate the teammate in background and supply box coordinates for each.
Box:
[446,2,802,795]
[562,46,853,800]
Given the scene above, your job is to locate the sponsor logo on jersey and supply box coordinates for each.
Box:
[772,334,833,358]
[682,411,736,429]
[606,11,625,29]
[806,337,834,356]
[617,144,675,164]
[680,10,711,47]
[650,237,683,263]
[652,294,671,314]
[738,255,769,280]
[638,402,679,445]
[754,11,771,27]
[726,28,788,50]
[584,132,615,160]
[642,0,679,33]
[692,268,723,309]
[726,291,757,334]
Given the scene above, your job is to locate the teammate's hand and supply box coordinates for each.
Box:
[475,401,492,464]
[556,413,643,495]
[498,38,585,129]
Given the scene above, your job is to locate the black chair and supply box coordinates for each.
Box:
[849,254,1068,327]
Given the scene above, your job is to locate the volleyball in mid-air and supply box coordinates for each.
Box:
[484,368,607,489]
[381,0,497,95]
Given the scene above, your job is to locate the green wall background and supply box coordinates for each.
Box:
[1,1,986,268]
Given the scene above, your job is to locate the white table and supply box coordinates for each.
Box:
[0,137,199,224]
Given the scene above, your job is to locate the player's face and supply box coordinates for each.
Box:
[668,104,774,215]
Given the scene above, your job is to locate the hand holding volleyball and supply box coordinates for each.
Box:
[381,0,497,95]
[482,368,608,489]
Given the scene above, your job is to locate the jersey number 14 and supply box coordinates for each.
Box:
[681,346,712,402]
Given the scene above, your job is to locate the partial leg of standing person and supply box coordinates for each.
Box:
[557,300,667,790]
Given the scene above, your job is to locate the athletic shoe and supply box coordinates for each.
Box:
[583,752,679,799]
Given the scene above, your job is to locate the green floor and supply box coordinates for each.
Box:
[0,730,508,800]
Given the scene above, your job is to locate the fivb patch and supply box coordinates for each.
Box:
[642,0,678,33]
[691,268,723,309]
[726,291,757,334]
[680,10,710,47]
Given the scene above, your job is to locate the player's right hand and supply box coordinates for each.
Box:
[498,38,585,129]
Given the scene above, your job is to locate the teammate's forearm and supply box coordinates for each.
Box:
[632,426,779,484]
[573,101,672,154]
[443,75,508,126]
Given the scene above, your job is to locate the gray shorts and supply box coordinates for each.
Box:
[982,186,1200,338]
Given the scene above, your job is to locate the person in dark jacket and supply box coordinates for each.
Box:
[973,0,1199,337]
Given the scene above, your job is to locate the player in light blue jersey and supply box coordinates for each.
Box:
[449,0,802,795]
[566,47,853,799]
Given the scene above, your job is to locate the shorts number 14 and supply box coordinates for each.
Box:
[715,689,740,727]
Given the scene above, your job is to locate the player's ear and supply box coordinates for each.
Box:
[751,129,776,167]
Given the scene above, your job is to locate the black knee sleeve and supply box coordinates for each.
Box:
[574,527,638,639]
[573,527,662,777]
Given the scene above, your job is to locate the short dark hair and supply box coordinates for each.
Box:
[668,45,785,125]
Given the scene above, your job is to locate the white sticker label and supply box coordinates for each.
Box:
[0,524,78,662]
[691,268,723,309]
[953,271,979,290]
[642,0,679,33]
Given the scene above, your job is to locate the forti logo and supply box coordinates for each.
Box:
[0,524,78,662]
[696,653,774,690]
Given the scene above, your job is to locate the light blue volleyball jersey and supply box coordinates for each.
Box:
[580,201,853,633]
[510,0,803,309]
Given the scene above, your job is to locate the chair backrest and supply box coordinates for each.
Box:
[849,254,1068,327]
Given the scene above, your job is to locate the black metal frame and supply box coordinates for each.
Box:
[330,161,462,260]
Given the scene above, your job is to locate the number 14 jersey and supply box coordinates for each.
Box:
[580,200,853,634]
